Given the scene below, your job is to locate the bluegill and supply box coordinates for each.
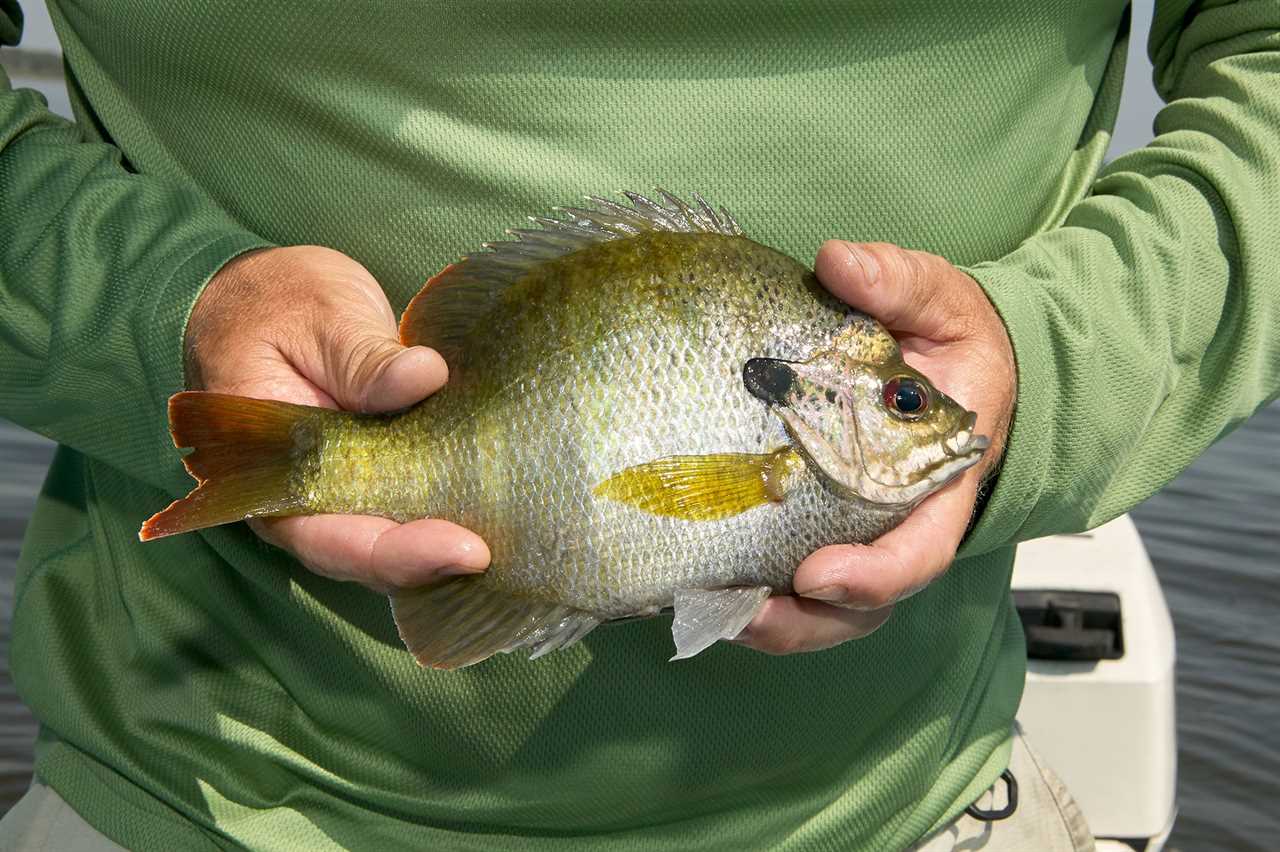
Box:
[141,191,988,668]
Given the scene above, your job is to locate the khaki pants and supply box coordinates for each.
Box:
[0,779,126,852]
[2,727,1092,851]
[912,725,1095,851]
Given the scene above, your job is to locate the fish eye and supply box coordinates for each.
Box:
[882,377,929,419]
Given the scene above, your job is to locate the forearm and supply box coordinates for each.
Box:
[961,0,1280,554]
[0,41,269,493]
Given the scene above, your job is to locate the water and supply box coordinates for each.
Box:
[1128,401,1280,850]
[0,425,52,808]
[3,407,1278,848]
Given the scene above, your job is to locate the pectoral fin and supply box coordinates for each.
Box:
[593,448,802,521]
[670,586,772,661]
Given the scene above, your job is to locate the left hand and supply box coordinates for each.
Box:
[735,240,1017,655]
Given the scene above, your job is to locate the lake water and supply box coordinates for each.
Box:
[1127,401,1280,850]
[3,405,1278,849]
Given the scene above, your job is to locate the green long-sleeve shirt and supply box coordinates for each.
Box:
[2,1,1277,849]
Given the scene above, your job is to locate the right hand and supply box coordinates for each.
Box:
[184,245,490,592]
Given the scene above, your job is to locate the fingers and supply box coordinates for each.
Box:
[354,343,449,413]
[291,253,439,413]
[194,245,451,415]
[814,240,976,341]
[305,312,449,414]
[735,238,1017,658]
[307,277,449,413]
[250,515,490,593]
[791,476,977,610]
[736,477,976,656]
[734,596,894,655]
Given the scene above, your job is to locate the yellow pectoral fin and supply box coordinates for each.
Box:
[593,448,802,521]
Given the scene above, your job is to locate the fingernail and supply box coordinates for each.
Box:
[385,346,428,380]
[843,243,880,285]
[798,584,848,604]
[380,345,435,381]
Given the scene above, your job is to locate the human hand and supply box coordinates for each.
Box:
[184,245,490,592]
[736,241,1016,654]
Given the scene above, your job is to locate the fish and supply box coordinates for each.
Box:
[140,190,988,669]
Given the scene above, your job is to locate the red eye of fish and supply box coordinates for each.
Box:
[883,377,929,419]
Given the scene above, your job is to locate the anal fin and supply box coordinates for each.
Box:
[670,586,771,661]
[391,576,600,670]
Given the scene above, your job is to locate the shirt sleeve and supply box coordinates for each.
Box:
[960,0,1280,556]
[0,3,272,496]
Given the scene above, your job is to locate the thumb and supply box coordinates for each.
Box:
[815,240,967,341]
[319,322,449,413]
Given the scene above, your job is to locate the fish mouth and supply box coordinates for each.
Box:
[915,411,988,493]
[942,412,990,458]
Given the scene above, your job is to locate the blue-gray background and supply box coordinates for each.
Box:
[2,2,1277,849]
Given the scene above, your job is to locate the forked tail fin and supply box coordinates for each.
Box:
[139,392,322,540]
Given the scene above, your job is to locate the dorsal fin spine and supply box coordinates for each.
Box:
[399,190,747,364]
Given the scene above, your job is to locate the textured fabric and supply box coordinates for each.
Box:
[5,745,1091,852]
[0,1,1277,850]
[960,0,1280,555]
[911,725,1095,852]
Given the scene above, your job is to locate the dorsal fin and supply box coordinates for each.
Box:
[399,190,745,367]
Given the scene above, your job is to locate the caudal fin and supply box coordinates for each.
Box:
[139,392,320,540]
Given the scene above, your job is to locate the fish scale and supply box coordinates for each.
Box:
[340,235,859,609]
[141,191,987,668]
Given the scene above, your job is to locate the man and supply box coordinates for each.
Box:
[1,1,1276,849]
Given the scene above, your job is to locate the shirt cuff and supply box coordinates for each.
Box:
[956,260,1056,558]
[139,232,275,494]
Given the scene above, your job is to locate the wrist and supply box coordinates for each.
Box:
[956,262,1051,555]
[184,246,278,388]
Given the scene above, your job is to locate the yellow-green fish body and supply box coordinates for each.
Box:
[142,192,987,668]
